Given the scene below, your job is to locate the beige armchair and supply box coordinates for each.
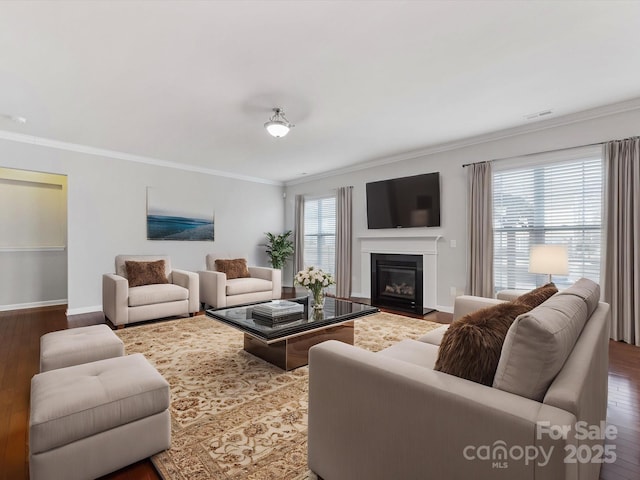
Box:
[102,255,199,328]
[198,254,281,309]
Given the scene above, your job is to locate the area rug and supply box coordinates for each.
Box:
[116,312,442,480]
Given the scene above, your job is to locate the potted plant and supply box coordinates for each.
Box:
[264,231,294,270]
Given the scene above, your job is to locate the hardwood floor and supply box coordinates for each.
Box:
[1,302,639,480]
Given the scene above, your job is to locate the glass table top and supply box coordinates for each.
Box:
[205,296,378,342]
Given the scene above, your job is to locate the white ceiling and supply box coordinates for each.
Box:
[1,1,639,184]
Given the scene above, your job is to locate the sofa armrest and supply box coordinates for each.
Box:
[247,266,273,280]
[308,340,578,480]
[102,274,129,326]
[248,267,282,300]
[198,270,226,308]
[453,295,506,321]
[172,269,200,313]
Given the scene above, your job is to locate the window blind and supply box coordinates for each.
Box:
[304,195,336,276]
[493,157,602,291]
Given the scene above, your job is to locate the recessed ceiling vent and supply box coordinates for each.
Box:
[524,110,553,120]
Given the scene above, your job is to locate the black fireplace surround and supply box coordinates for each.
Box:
[371,253,423,314]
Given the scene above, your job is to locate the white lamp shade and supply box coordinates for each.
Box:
[529,245,569,275]
[265,121,290,138]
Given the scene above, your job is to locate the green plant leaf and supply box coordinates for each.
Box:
[264,230,294,269]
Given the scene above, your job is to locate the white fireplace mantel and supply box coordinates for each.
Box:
[356,235,443,310]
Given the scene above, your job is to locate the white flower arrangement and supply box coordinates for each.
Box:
[294,266,335,307]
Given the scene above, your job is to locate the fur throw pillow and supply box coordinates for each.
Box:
[215,258,251,279]
[434,301,531,386]
[513,282,558,309]
[125,260,168,287]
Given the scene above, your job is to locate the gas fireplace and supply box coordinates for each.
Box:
[371,253,424,314]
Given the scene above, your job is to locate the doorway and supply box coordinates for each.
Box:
[0,167,68,310]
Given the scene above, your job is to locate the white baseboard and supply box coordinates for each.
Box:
[0,299,67,312]
[66,305,103,316]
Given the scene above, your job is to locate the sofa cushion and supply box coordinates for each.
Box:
[215,258,251,279]
[378,339,439,369]
[513,282,558,309]
[493,292,589,401]
[226,277,273,296]
[128,283,188,307]
[125,260,168,287]
[435,301,531,385]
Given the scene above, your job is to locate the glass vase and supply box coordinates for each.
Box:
[311,288,325,311]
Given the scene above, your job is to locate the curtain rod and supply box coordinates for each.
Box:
[461,140,604,168]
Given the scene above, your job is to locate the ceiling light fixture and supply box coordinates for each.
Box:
[264,108,294,138]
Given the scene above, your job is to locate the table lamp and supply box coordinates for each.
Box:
[529,245,569,284]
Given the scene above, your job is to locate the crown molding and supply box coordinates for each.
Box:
[284,96,640,186]
[2,96,639,188]
[0,130,283,186]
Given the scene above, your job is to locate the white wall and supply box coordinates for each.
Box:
[0,138,284,315]
[285,107,640,311]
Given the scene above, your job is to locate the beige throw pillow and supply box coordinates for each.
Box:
[493,278,599,401]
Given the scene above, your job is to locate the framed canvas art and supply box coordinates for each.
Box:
[146,187,214,241]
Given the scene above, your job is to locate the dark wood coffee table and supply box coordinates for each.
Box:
[206,297,378,370]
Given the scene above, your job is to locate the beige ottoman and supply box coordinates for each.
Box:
[40,324,124,372]
[29,353,171,480]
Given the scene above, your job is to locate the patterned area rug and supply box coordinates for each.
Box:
[116,312,441,479]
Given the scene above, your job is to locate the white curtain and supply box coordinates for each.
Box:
[293,194,305,277]
[603,137,640,345]
[466,162,494,297]
[336,186,353,299]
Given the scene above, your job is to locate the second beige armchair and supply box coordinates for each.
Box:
[198,254,281,309]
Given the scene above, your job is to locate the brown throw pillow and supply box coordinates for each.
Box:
[215,258,251,279]
[513,282,558,309]
[434,301,532,386]
[125,260,168,287]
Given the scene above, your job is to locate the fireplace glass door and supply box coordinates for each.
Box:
[371,253,423,314]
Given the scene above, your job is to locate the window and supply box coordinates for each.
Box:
[493,154,602,291]
[304,195,336,276]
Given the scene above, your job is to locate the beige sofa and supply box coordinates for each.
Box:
[198,254,281,308]
[102,255,199,328]
[308,279,610,480]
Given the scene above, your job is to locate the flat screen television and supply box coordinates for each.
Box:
[366,172,441,229]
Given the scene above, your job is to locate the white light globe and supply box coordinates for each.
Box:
[265,121,290,138]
